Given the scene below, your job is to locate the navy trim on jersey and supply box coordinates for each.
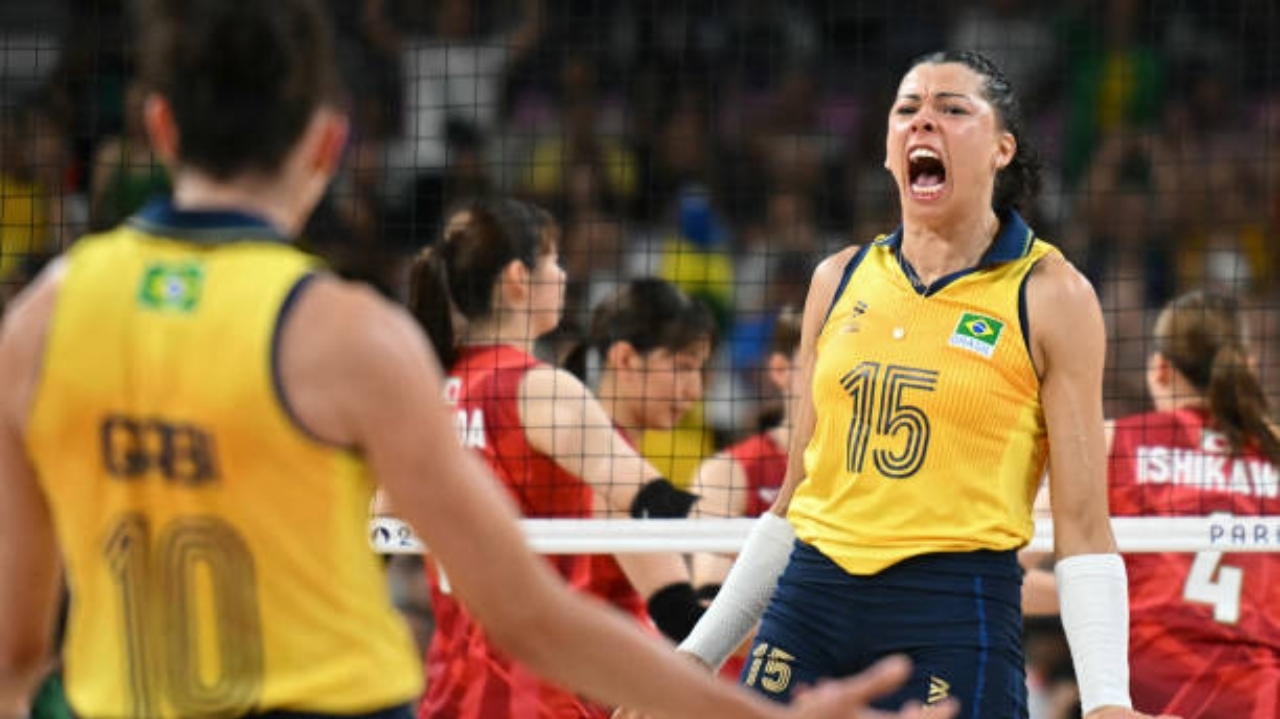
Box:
[820,244,871,328]
[128,197,289,244]
[1017,255,1046,367]
[881,208,1034,297]
[271,272,348,448]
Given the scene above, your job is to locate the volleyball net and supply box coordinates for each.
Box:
[1,4,1278,537]
[370,514,1280,556]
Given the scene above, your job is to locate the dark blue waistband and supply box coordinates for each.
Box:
[796,540,1023,582]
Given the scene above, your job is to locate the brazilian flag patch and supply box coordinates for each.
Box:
[949,311,1004,359]
[138,262,205,312]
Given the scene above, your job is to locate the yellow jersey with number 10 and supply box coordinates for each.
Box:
[789,210,1057,575]
[24,201,422,719]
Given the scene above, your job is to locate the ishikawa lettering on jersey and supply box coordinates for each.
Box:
[1135,445,1278,499]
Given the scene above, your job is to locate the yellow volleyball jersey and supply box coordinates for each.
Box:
[25,201,422,719]
[789,211,1056,575]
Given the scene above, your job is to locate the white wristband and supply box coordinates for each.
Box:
[1055,553,1133,715]
[677,512,795,669]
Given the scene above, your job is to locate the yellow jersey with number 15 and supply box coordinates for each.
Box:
[789,210,1057,575]
[24,201,422,719]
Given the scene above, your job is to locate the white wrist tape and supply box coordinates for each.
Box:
[1055,553,1133,715]
[678,512,795,669]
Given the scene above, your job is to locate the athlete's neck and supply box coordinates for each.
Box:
[1151,384,1207,414]
[899,207,1000,286]
[459,316,538,354]
[171,171,309,237]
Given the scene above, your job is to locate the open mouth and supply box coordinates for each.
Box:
[908,147,946,197]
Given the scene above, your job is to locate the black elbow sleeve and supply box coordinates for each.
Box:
[646,581,706,642]
[630,478,699,519]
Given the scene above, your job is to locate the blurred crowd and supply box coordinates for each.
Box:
[4,0,1280,428]
[5,2,1279,718]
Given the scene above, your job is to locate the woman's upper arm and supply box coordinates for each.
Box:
[690,453,745,519]
[770,246,859,515]
[1026,255,1116,557]
[519,366,661,511]
[303,291,562,633]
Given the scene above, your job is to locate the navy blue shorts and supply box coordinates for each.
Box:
[741,541,1027,719]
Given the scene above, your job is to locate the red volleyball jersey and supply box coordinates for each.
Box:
[1108,408,1279,719]
[421,345,604,719]
[726,430,788,518]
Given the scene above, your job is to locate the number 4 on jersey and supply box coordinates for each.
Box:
[1183,550,1242,624]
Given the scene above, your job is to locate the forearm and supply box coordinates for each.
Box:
[1055,554,1132,715]
[502,576,772,719]
[679,513,794,669]
[1052,501,1117,558]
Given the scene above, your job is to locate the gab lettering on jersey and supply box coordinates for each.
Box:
[1135,431,1279,499]
[443,377,486,449]
[100,414,219,485]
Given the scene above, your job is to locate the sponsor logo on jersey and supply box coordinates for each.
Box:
[138,261,204,312]
[949,311,1004,358]
[927,675,951,704]
[840,300,869,333]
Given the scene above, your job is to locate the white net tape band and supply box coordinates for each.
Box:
[370,515,1280,555]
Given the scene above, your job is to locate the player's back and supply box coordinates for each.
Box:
[24,201,422,719]
[1109,407,1279,718]
[421,344,602,719]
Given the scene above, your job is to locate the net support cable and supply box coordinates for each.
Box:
[371,515,1280,555]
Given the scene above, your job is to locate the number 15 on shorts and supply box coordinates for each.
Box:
[744,642,795,694]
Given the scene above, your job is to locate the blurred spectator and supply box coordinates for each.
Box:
[641,184,736,329]
[554,156,628,324]
[1,95,80,284]
[89,83,169,230]
[0,3,65,111]
[389,0,543,198]
[734,189,820,316]
[1024,616,1081,719]
[523,52,637,216]
[1071,131,1173,415]
[947,0,1059,107]
[302,195,413,302]
[1059,0,1165,186]
[642,86,717,221]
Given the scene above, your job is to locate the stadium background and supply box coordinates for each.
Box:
[1,2,1277,718]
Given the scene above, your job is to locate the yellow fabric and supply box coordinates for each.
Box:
[25,225,422,718]
[656,236,735,310]
[640,402,715,490]
[0,174,52,277]
[789,238,1057,574]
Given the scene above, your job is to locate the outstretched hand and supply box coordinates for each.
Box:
[613,655,958,719]
[788,656,957,719]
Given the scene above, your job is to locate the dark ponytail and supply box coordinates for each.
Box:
[1155,290,1280,465]
[408,245,458,369]
[406,198,551,371]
